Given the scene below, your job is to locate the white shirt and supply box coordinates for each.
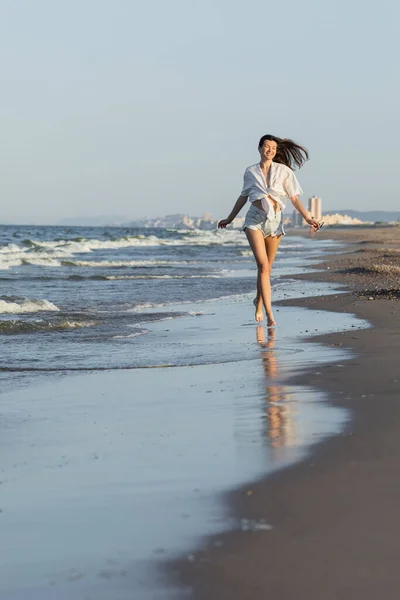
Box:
[241,162,303,220]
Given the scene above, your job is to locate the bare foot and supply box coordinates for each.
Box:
[253,297,264,322]
[267,313,276,328]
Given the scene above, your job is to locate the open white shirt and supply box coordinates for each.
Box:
[241,162,303,220]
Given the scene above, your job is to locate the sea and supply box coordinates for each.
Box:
[0,223,338,382]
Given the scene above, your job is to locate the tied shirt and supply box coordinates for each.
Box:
[241,162,303,220]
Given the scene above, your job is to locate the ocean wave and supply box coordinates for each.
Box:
[0,231,248,272]
[129,292,250,312]
[129,302,169,311]
[103,274,221,280]
[2,230,249,252]
[0,250,73,270]
[0,319,97,334]
[0,244,73,258]
[20,230,248,252]
[61,259,196,268]
[0,296,59,314]
[0,243,24,255]
[22,258,63,267]
[112,329,150,339]
[0,258,23,270]
[0,273,219,282]
[0,254,201,271]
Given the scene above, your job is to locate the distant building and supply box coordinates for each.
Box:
[308,196,322,221]
[323,213,365,226]
[292,210,305,227]
[182,215,195,228]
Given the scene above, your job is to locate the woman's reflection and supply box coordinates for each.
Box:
[257,326,297,448]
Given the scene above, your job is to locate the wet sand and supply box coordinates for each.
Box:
[170,225,400,599]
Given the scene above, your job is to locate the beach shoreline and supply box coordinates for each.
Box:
[0,292,361,600]
[0,231,367,600]
[169,226,400,599]
[1,226,399,599]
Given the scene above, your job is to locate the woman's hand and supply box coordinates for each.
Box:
[306,218,323,232]
[218,218,232,229]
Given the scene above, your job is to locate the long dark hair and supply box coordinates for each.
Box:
[258,134,309,169]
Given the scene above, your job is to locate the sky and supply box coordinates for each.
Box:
[1,0,399,224]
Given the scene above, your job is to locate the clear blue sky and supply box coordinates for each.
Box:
[1,0,398,224]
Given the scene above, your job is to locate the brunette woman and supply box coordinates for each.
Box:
[218,134,321,326]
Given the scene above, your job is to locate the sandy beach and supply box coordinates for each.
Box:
[170,225,400,599]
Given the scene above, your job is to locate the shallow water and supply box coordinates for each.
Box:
[0,224,342,388]
[0,295,368,599]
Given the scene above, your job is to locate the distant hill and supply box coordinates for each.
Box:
[324,210,400,223]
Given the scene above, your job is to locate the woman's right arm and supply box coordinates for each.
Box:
[218,195,248,228]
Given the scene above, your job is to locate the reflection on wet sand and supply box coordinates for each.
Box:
[257,326,298,448]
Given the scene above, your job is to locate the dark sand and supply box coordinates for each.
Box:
[171,225,400,599]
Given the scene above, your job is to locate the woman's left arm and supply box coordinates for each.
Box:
[290,195,322,231]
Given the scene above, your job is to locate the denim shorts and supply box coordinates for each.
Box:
[242,204,285,237]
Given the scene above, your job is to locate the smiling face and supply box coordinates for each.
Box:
[259,139,277,161]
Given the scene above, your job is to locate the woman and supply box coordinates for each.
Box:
[218,134,321,327]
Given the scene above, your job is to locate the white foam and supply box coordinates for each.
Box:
[0,230,248,272]
[0,255,203,271]
[112,329,150,339]
[62,259,194,268]
[22,258,63,267]
[26,230,248,252]
[130,301,172,311]
[0,319,97,333]
[129,292,250,312]
[0,258,23,270]
[0,247,75,270]
[103,274,221,280]
[0,243,23,255]
[58,320,97,329]
[0,297,60,314]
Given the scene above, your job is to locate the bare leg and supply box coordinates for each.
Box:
[264,233,282,269]
[251,233,283,324]
[253,280,263,322]
[245,229,275,325]
[264,234,283,325]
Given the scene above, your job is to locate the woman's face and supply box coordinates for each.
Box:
[259,140,277,161]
